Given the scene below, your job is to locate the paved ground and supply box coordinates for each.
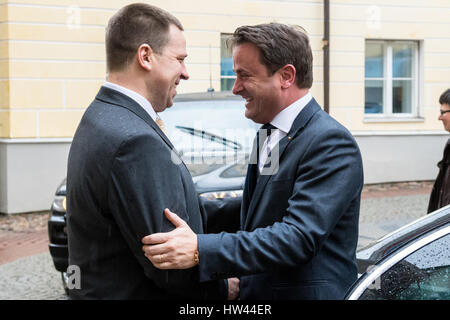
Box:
[0,181,433,300]
[358,181,432,248]
[0,252,67,300]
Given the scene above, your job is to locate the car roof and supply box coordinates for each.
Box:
[173,91,244,102]
[356,204,450,273]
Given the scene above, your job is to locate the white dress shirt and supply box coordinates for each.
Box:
[258,92,313,173]
[103,81,159,122]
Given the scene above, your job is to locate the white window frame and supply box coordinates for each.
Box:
[364,40,421,121]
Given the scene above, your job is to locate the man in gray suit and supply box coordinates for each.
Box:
[142,23,364,300]
[66,3,238,299]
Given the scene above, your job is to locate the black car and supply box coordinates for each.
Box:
[346,204,450,300]
[48,91,257,292]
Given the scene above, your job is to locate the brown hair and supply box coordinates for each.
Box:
[439,89,450,105]
[229,22,313,89]
[105,3,183,72]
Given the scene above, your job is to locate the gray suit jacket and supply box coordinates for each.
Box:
[197,98,364,299]
[67,86,227,299]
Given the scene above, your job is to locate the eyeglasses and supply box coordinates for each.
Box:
[440,109,450,116]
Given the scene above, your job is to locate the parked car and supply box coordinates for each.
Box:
[346,204,450,300]
[48,91,257,293]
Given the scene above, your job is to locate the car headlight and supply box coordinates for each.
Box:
[200,190,243,200]
[52,195,67,214]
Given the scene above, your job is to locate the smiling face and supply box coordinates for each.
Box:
[439,103,450,132]
[149,24,189,112]
[231,43,283,124]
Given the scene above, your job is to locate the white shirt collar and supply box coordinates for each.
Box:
[103,81,159,121]
[270,92,312,134]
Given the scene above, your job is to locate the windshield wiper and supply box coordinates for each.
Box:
[175,126,242,151]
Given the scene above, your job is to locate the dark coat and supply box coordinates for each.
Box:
[197,98,364,300]
[66,86,227,299]
[428,138,450,213]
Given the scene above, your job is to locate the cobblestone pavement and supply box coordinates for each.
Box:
[0,252,67,300]
[358,195,430,249]
[0,181,434,300]
[357,180,432,249]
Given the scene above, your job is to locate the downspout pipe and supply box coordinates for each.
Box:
[323,0,330,114]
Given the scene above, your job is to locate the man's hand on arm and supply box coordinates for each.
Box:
[142,208,198,269]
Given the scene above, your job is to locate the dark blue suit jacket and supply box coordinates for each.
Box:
[67,87,227,299]
[197,98,364,299]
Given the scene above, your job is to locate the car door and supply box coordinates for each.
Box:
[346,225,450,300]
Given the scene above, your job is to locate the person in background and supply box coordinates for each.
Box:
[428,88,450,213]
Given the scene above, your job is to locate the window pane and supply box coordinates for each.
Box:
[220,34,232,60]
[220,57,234,77]
[221,78,235,91]
[365,43,384,78]
[393,80,412,113]
[359,233,450,300]
[393,43,414,78]
[365,80,383,114]
[221,34,236,91]
[221,34,235,76]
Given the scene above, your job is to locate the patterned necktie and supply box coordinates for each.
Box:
[261,123,277,138]
[155,117,168,136]
[258,123,277,173]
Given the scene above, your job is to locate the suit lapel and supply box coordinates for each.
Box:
[241,132,260,227]
[243,98,322,230]
[243,134,292,229]
[95,86,180,154]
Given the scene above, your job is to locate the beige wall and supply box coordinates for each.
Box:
[0,0,449,139]
[329,0,449,132]
[0,1,9,137]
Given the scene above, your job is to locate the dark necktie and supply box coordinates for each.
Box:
[253,123,277,182]
[247,123,278,199]
[260,123,277,137]
[260,123,277,169]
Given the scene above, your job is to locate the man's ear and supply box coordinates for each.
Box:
[137,44,154,71]
[279,64,296,89]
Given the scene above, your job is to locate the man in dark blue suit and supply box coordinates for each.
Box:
[142,23,364,300]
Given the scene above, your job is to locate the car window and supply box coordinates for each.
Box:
[160,100,258,154]
[359,233,450,300]
[161,100,258,131]
[220,163,248,178]
[185,163,225,177]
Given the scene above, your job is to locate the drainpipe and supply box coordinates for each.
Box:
[323,0,330,114]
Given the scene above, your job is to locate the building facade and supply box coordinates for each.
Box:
[0,0,449,213]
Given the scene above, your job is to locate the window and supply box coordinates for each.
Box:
[220,34,236,91]
[359,232,450,300]
[365,40,419,117]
